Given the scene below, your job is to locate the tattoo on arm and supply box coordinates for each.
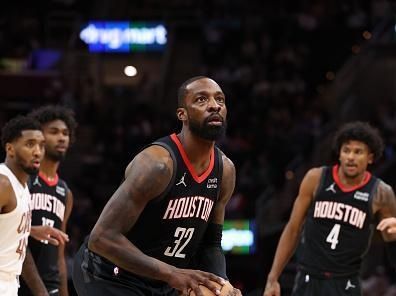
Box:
[88,146,176,280]
[373,181,396,241]
[373,182,396,217]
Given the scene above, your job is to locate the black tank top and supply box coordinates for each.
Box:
[298,165,378,276]
[22,173,68,292]
[126,133,223,268]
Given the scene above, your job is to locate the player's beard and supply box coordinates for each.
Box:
[16,158,39,175]
[46,147,66,162]
[188,116,226,141]
[23,166,39,175]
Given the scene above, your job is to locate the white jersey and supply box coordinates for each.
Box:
[0,163,31,277]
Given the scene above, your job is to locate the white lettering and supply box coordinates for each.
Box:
[79,23,167,50]
[313,201,366,228]
[163,196,215,222]
[30,193,65,221]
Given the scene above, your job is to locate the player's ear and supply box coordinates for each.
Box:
[176,107,187,121]
[368,153,374,165]
[5,143,15,157]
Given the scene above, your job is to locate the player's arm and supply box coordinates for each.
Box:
[21,249,49,296]
[372,182,396,269]
[373,182,396,241]
[263,167,322,296]
[0,175,48,296]
[0,175,13,213]
[88,146,225,295]
[58,189,73,296]
[193,154,234,279]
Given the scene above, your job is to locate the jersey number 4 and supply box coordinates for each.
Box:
[164,227,195,258]
[326,223,341,250]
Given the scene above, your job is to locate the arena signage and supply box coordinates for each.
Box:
[79,22,167,52]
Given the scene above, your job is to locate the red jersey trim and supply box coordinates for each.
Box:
[332,165,371,192]
[38,171,59,187]
[170,133,215,184]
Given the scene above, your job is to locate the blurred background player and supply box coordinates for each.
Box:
[263,122,396,296]
[0,116,44,296]
[19,106,77,296]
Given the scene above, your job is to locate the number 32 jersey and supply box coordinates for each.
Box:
[126,133,223,268]
[298,165,379,276]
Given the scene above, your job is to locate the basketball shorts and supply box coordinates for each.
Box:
[72,239,178,296]
[292,270,361,296]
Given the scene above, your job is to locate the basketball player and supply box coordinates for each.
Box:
[19,106,77,296]
[263,122,396,296]
[73,77,241,296]
[0,116,67,296]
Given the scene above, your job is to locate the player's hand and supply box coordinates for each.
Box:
[263,280,280,296]
[167,267,225,296]
[30,225,69,246]
[377,217,396,234]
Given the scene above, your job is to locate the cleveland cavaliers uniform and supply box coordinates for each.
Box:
[19,172,68,296]
[0,163,31,296]
[293,165,378,296]
[73,133,223,295]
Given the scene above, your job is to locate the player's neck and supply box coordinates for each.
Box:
[39,157,60,179]
[4,158,29,185]
[177,131,214,171]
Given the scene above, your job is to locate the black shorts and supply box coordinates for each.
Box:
[72,241,178,296]
[291,271,361,296]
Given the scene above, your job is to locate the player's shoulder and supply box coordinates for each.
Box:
[140,144,173,167]
[372,178,396,212]
[125,144,173,179]
[0,174,14,205]
[0,173,12,190]
[305,166,325,180]
[216,149,235,183]
[375,179,394,196]
[217,148,235,171]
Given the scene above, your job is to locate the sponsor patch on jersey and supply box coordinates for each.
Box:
[207,177,218,189]
[353,191,369,202]
[56,186,66,196]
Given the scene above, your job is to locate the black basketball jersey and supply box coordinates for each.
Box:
[126,133,223,269]
[298,165,379,276]
[25,172,68,290]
